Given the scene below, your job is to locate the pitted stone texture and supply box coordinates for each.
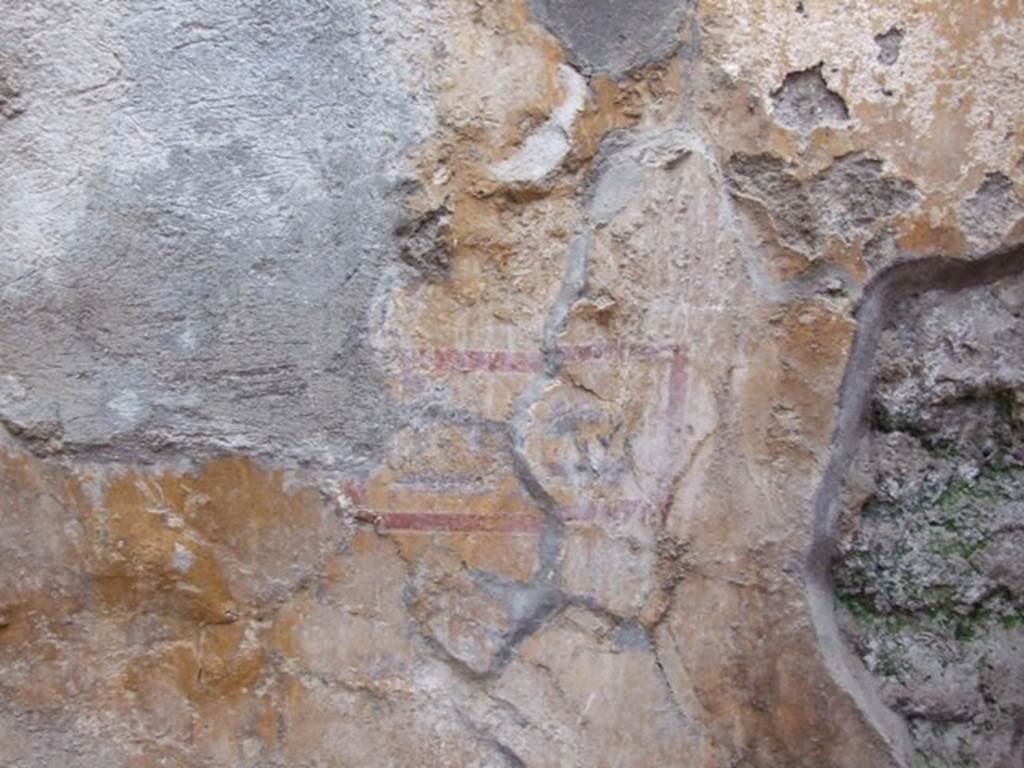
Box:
[0,0,445,469]
[835,272,1024,768]
[960,172,1024,249]
[770,63,849,133]
[727,152,918,256]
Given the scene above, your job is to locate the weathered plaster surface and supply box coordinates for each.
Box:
[1,1,1023,766]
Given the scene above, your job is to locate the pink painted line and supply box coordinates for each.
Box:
[339,341,688,532]
[340,490,658,533]
[375,511,543,533]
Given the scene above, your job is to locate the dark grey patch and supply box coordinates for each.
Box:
[0,2,431,469]
[527,0,696,77]
[492,740,527,768]
[770,63,849,133]
[960,171,1024,246]
[726,152,917,254]
[395,204,452,281]
[473,569,566,676]
[874,27,903,66]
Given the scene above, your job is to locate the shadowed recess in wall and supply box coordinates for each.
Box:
[808,243,1024,768]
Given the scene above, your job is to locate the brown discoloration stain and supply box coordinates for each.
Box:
[99,473,236,624]
[89,456,330,624]
[574,58,685,162]
[196,621,267,695]
[897,215,970,257]
[0,443,449,758]
[669,561,894,767]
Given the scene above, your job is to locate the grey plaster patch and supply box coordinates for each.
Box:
[770,63,849,133]
[613,621,652,651]
[491,64,587,185]
[874,28,904,66]
[527,0,696,77]
[960,171,1024,248]
[587,128,693,225]
[0,0,443,469]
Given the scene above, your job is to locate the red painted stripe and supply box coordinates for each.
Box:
[341,500,659,532]
[376,511,542,533]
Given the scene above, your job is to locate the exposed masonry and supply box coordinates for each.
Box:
[960,172,1024,249]
[727,151,919,255]
[394,200,453,282]
[834,268,1024,768]
[770,63,850,133]
[806,243,1024,768]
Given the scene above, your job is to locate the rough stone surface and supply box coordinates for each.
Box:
[770,63,850,133]
[961,172,1024,249]
[2,1,1024,766]
[835,273,1024,768]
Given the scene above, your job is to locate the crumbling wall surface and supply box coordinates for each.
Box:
[1,1,1023,766]
[834,269,1024,768]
